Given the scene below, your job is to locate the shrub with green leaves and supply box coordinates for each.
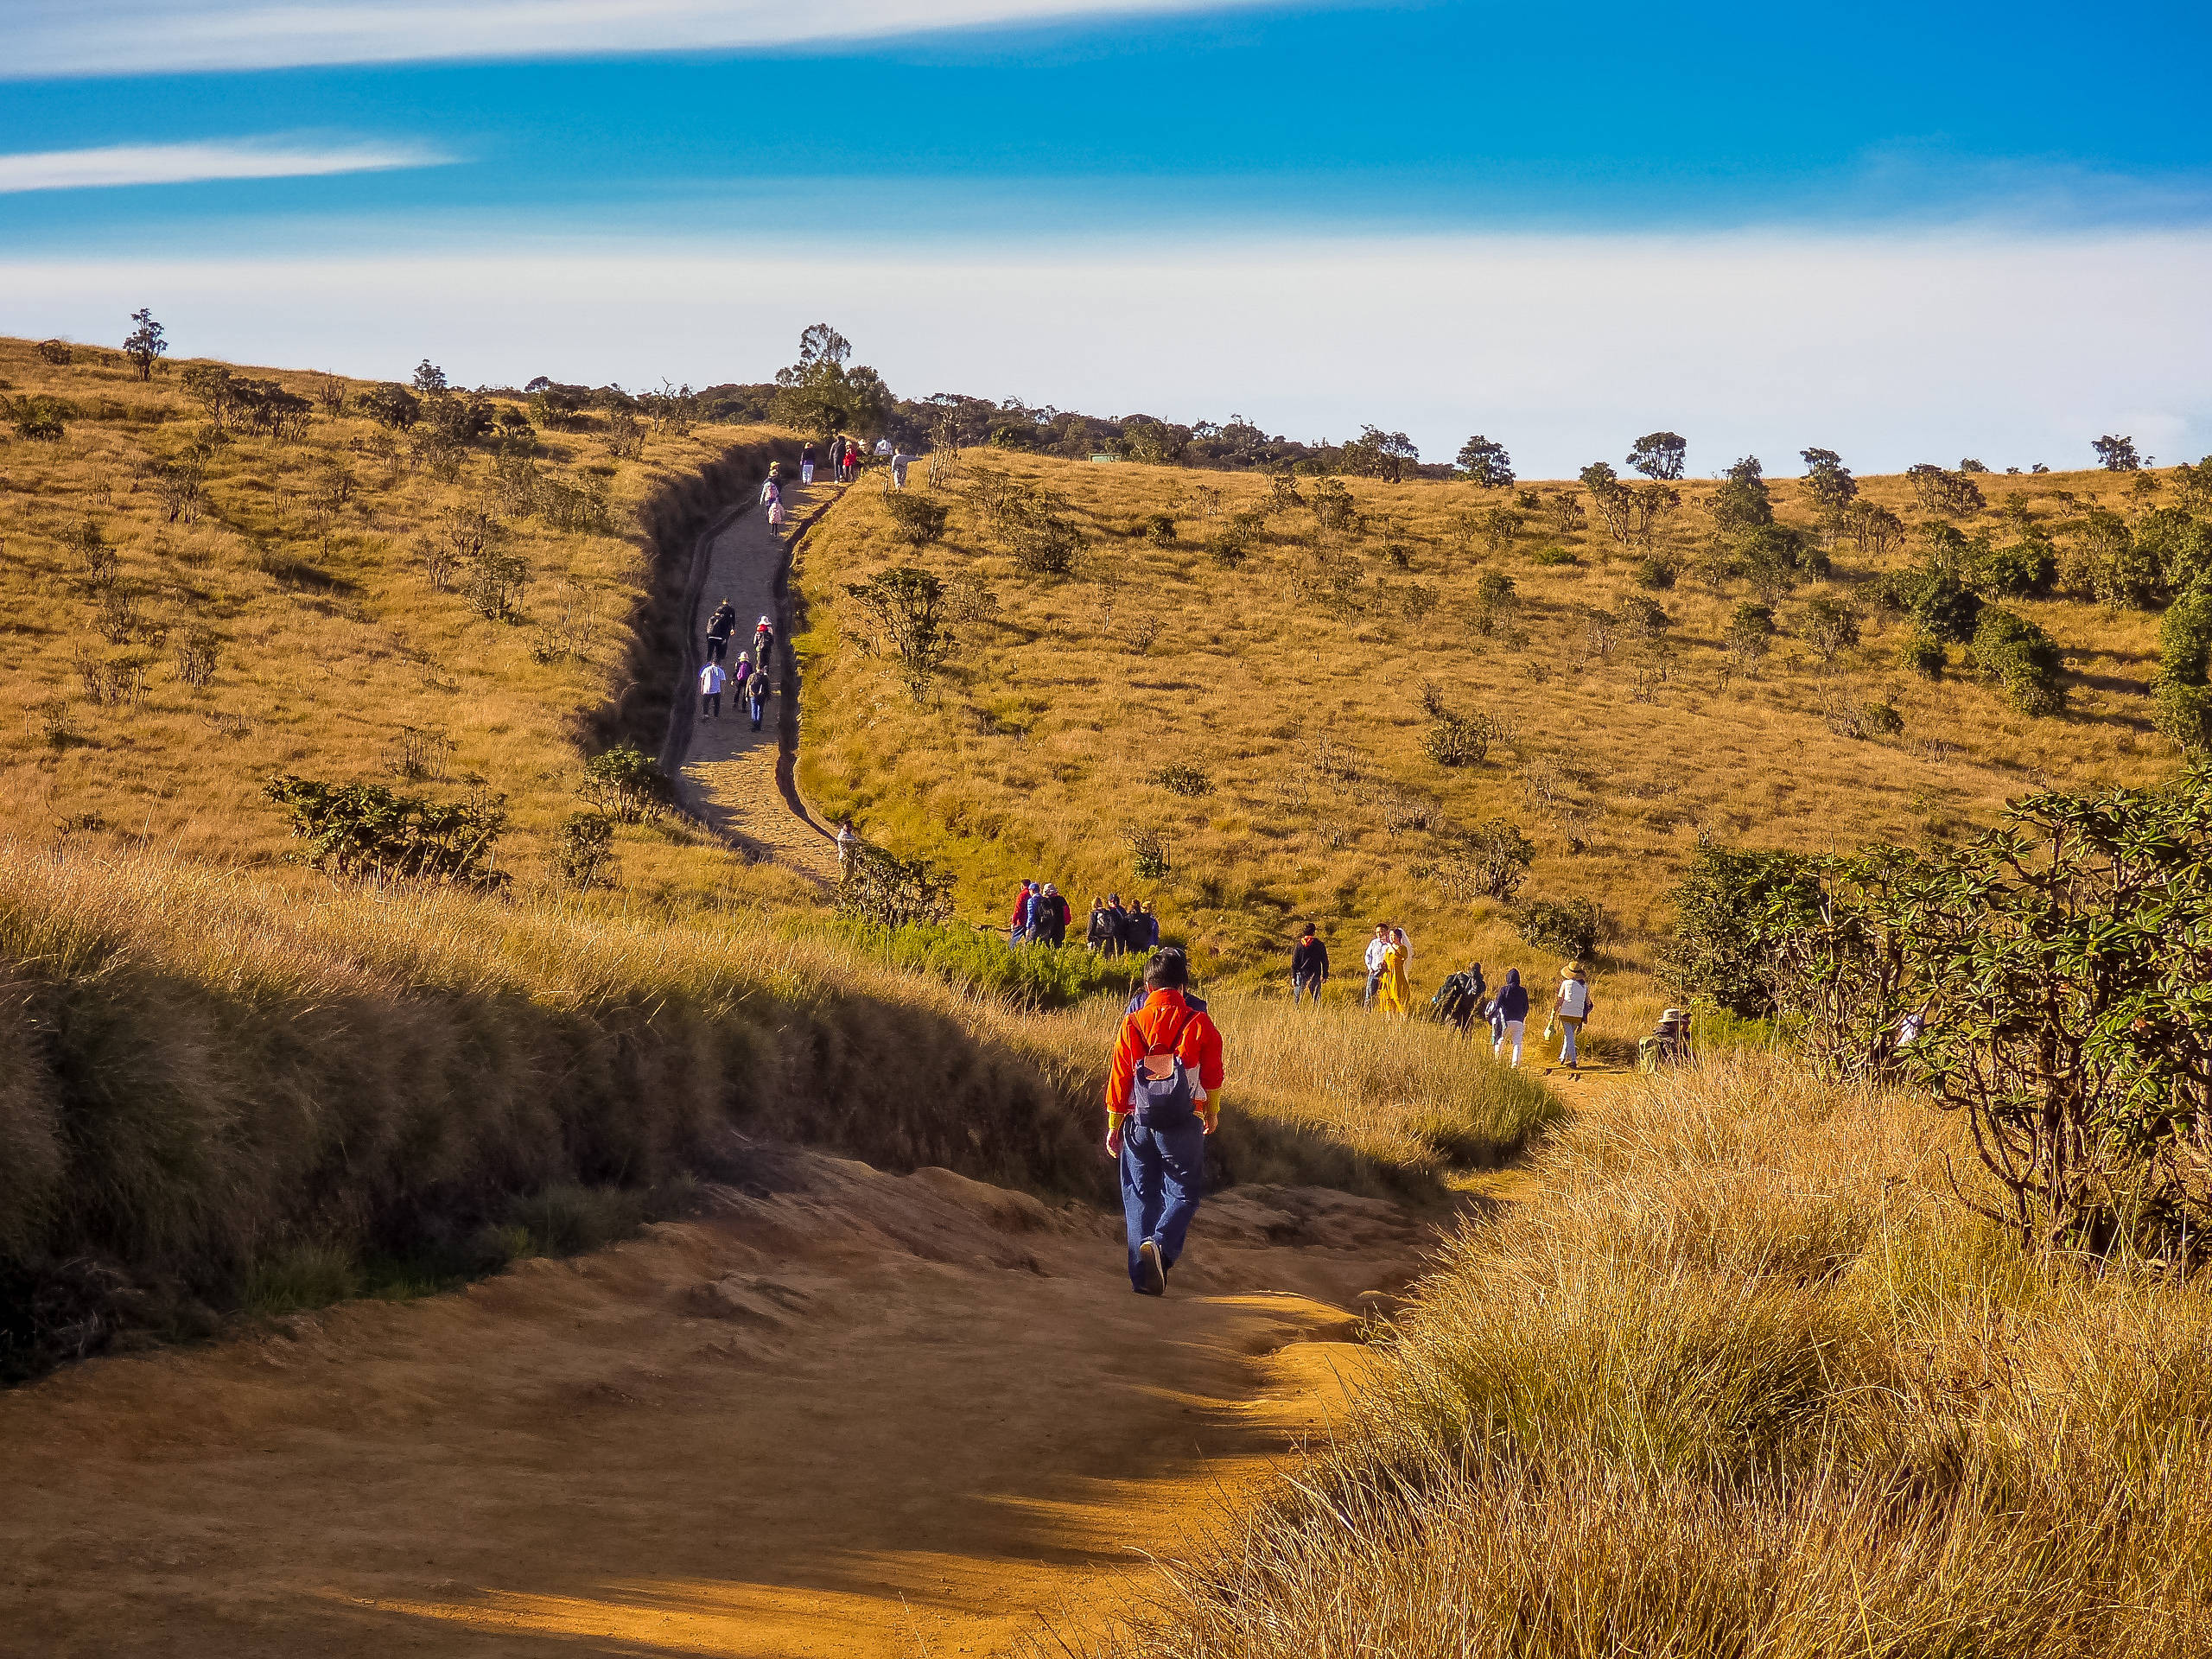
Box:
[1796,592,1861,659]
[1977,537,2057,598]
[1151,763,1214,798]
[836,842,956,928]
[1658,841,1823,1017]
[1970,606,2066,716]
[556,810,617,891]
[265,774,510,889]
[1910,570,1984,643]
[1631,556,1675,590]
[1745,772,2212,1255]
[1897,632,1947,679]
[1512,896,1601,960]
[1725,601,1774,666]
[2135,507,2212,594]
[581,745,676,823]
[882,491,950,547]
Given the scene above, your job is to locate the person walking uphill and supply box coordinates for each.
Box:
[704,598,737,664]
[698,658,726,721]
[1488,968,1530,1066]
[1106,950,1226,1297]
[1550,962,1595,1069]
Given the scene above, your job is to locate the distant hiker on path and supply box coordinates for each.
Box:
[1086,896,1114,952]
[1363,924,1391,1007]
[842,439,859,480]
[836,817,858,873]
[1042,884,1070,946]
[1290,924,1330,1005]
[1641,1007,1692,1072]
[801,442,817,486]
[1550,963,1594,1069]
[698,659,726,721]
[1106,949,1225,1297]
[766,480,787,529]
[890,447,910,489]
[752,615,776,671]
[705,599,736,663]
[1488,969,1529,1066]
[1009,880,1036,944]
[745,658,769,730]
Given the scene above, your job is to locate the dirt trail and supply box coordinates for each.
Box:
[675,474,842,882]
[0,1147,1433,1658]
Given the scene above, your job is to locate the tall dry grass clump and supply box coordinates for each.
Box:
[1083,1058,2212,1657]
[0,841,1105,1377]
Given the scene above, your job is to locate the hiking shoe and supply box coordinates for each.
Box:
[1137,1239,1167,1296]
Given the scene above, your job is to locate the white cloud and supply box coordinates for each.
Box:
[4,229,2206,474]
[0,139,452,194]
[5,0,1274,77]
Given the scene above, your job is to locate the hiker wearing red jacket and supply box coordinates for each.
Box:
[1105,949,1225,1296]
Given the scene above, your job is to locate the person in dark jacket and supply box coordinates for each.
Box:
[751,615,776,671]
[1289,925,1330,1005]
[1043,885,1070,946]
[1486,968,1530,1066]
[1103,894,1131,957]
[1086,897,1113,952]
[704,598,737,663]
[1430,961,1487,1033]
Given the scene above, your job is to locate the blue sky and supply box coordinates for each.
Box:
[4,0,2209,474]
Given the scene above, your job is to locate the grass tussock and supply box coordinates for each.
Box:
[1080,1058,2212,1658]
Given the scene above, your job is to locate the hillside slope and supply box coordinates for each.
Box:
[793,449,2191,1015]
[0,334,796,903]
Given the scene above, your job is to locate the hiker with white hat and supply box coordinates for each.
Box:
[1549,962,1594,1069]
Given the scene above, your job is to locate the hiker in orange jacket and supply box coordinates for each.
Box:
[1105,949,1225,1295]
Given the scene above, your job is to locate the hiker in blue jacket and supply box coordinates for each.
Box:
[1486,967,1530,1067]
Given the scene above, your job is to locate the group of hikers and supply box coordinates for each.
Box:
[1003,882,1163,954]
[1285,919,1602,1070]
[697,602,774,728]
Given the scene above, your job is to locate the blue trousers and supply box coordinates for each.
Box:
[1120,1119,1207,1291]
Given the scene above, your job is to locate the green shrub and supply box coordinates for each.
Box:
[2136,507,2212,593]
[1152,763,1215,798]
[1977,537,2056,598]
[1859,700,1904,736]
[1725,601,1774,665]
[1897,632,1946,679]
[1910,571,1984,643]
[581,745,676,823]
[2153,681,2212,756]
[1422,709,1499,767]
[10,395,69,442]
[882,491,950,547]
[556,810,617,890]
[2157,585,2212,690]
[1528,546,1576,567]
[836,843,955,927]
[1970,607,2067,716]
[1512,896,1601,960]
[1657,842,1823,1017]
[264,775,510,889]
[1631,557,1675,590]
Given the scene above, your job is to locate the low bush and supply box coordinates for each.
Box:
[822,919,1141,1010]
[1970,606,2067,715]
[1511,895,1600,959]
[1897,632,1947,678]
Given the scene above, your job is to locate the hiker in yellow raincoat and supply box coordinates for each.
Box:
[1376,935,1410,1015]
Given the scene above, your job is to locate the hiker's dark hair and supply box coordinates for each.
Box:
[1143,950,1189,989]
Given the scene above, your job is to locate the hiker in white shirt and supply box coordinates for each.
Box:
[698,659,727,720]
[1552,963,1594,1069]
[1362,924,1391,1008]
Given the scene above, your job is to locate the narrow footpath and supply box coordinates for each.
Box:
[0,1151,1430,1658]
[675,472,842,882]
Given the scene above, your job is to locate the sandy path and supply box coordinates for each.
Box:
[0,1148,1432,1658]
[676,475,842,882]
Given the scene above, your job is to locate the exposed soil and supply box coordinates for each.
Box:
[0,1146,1436,1657]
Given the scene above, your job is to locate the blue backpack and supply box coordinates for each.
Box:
[1128,1010,1199,1129]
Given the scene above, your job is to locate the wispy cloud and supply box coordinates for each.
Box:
[0,138,453,194]
[5,0,1271,78]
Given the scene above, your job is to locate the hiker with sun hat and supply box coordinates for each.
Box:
[1105,948,1225,1297]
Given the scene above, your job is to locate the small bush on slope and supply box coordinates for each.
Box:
[1081,1059,2212,1659]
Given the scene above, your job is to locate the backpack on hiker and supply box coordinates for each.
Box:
[1128,1011,1198,1129]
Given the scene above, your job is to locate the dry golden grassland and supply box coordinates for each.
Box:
[1082,1057,2212,1658]
[0,334,798,906]
[797,452,2178,1026]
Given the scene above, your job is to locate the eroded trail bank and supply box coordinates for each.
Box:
[0,1147,1432,1658]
